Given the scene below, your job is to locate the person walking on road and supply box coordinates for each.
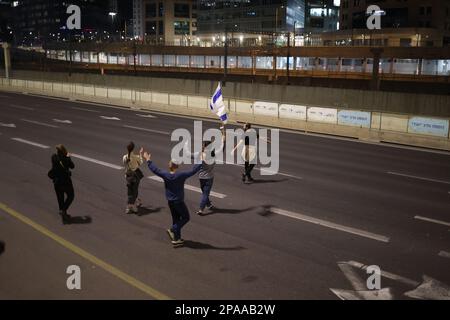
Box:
[143,151,202,247]
[185,126,226,216]
[123,142,145,214]
[48,144,75,224]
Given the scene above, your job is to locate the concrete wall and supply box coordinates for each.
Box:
[1,69,450,117]
[1,75,450,152]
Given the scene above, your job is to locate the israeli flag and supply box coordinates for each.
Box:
[210,82,228,124]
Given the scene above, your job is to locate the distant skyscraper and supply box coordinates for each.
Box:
[305,0,339,32]
[196,0,305,35]
[133,0,197,44]
[11,0,110,44]
[339,0,450,31]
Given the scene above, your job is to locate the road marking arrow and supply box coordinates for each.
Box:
[0,122,16,128]
[53,119,72,124]
[331,260,450,300]
[100,116,121,121]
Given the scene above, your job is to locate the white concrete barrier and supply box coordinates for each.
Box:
[279,104,307,120]
[408,116,449,137]
[338,110,371,128]
[53,83,63,92]
[253,101,279,117]
[108,88,122,99]
[152,92,169,105]
[43,82,53,92]
[75,84,84,95]
[95,87,108,98]
[121,89,133,101]
[188,96,208,109]
[307,107,338,124]
[169,94,188,107]
[62,83,72,94]
[380,113,409,133]
[84,86,95,96]
[235,100,253,114]
[138,91,152,103]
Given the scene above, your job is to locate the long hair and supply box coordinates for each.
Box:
[126,141,135,163]
[56,144,68,157]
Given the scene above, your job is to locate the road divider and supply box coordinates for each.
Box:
[11,137,50,149]
[53,119,72,124]
[0,122,16,128]
[269,207,390,243]
[71,153,123,170]
[123,125,170,135]
[8,104,34,111]
[21,119,59,128]
[100,116,121,121]
[414,215,450,227]
[0,202,171,300]
[148,176,227,199]
[387,171,450,185]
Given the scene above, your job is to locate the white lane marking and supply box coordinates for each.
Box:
[100,116,121,121]
[11,138,50,149]
[387,171,450,185]
[0,122,16,128]
[147,175,227,199]
[71,153,123,170]
[123,125,170,135]
[137,114,156,118]
[438,251,450,259]
[21,119,59,128]
[53,119,72,124]
[8,104,34,111]
[72,107,100,113]
[414,215,450,227]
[270,207,390,243]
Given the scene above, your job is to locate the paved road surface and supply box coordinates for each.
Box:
[0,91,449,299]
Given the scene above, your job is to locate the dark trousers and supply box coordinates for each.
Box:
[168,200,190,240]
[244,161,256,179]
[54,182,74,212]
[126,177,141,205]
[199,178,214,210]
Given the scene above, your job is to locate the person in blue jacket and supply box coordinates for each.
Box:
[143,151,202,247]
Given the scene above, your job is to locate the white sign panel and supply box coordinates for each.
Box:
[253,101,279,117]
[279,104,307,120]
[307,107,338,124]
[408,117,449,137]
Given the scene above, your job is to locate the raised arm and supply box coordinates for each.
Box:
[179,164,202,179]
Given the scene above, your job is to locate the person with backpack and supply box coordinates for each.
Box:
[143,151,202,247]
[48,144,75,224]
[123,142,145,214]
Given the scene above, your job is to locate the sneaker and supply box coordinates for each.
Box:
[135,199,143,208]
[242,173,246,182]
[196,209,204,216]
[61,211,72,225]
[166,229,175,241]
[247,176,254,183]
[206,204,214,210]
[171,239,184,246]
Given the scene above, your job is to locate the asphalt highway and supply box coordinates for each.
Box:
[0,91,449,299]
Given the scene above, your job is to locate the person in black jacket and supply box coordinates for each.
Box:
[49,144,75,224]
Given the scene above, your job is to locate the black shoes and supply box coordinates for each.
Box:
[59,210,72,225]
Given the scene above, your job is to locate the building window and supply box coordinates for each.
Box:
[174,21,190,35]
[159,2,163,17]
[146,3,156,18]
[158,21,164,35]
[146,21,157,35]
[174,3,190,18]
